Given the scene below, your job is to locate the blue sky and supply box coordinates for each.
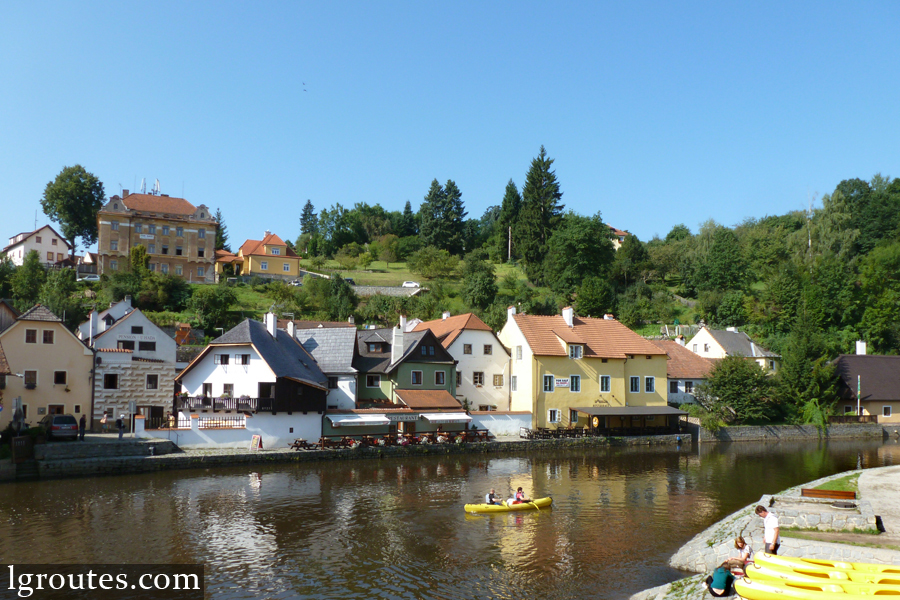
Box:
[2,1,899,253]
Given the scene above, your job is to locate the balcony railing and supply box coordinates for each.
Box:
[828,415,879,424]
[175,395,317,414]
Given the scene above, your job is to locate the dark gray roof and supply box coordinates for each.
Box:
[833,354,900,402]
[353,328,454,374]
[210,319,327,387]
[17,304,62,322]
[295,327,358,375]
[707,329,779,358]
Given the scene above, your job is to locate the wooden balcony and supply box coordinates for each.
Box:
[175,395,319,414]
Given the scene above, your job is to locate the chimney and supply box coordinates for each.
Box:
[122,189,129,197]
[676,335,685,346]
[348,315,355,325]
[265,312,277,338]
[123,295,132,310]
[856,341,867,355]
[391,326,404,364]
[726,326,738,332]
[89,312,97,347]
[264,230,271,238]
[508,306,516,320]
[287,320,296,339]
[562,306,574,328]
[400,314,408,332]
[442,311,451,320]
[603,314,615,320]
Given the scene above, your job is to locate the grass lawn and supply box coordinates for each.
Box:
[814,473,860,493]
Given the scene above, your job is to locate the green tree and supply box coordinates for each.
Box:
[612,233,651,287]
[377,234,399,267]
[11,250,47,310]
[0,256,15,299]
[328,274,358,321]
[130,245,150,279]
[358,252,374,270]
[407,247,460,279]
[40,165,105,255]
[858,241,900,352]
[418,179,467,255]
[300,200,318,236]
[461,252,497,310]
[189,285,237,332]
[665,224,692,242]
[697,355,772,423]
[544,212,615,296]
[138,273,193,312]
[575,277,615,317]
[39,268,85,330]
[694,228,747,291]
[214,208,231,252]
[514,146,564,284]
[398,200,418,237]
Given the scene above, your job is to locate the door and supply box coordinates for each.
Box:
[48,404,65,415]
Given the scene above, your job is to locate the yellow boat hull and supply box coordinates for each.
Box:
[735,577,900,600]
[746,562,900,587]
[753,552,900,576]
[464,497,552,513]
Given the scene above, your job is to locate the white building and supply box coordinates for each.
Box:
[687,326,779,373]
[293,325,359,410]
[2,225,73,266]
[413,312,510,411]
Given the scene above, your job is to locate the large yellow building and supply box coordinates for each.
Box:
[498,306,674,430]
[97,190,218,282]
[215,232,302,280]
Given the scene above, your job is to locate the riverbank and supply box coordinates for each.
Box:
[629,465,900,600]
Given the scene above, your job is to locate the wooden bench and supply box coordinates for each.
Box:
[289,439,314,451]
[800,488,857,500]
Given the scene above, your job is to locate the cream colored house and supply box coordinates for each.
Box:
[215,231,302,281]
[687,326,779,373]
[0,305,94,431]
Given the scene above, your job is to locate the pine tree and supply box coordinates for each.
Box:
[418,179,467,255]
[214,208,231,252]
[400,201,417,237]
[300,200,318,236]
[514,146,564,283]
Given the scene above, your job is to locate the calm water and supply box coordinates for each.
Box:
[2,439,899,599]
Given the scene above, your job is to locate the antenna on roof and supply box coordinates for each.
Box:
[153,179,160,195]
[140,178,146,194]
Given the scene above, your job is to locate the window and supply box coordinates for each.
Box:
[146,375,159,390]
[138,341,156,352]
[271,248,280,255]
[411,371,423,385]
[110,240,118,251]
[162,226,170,236]
[670,381,678,393]
[703,344,710,352]
[645,377,655,393]
[421,346,427,355]
[456,372,462,386]
[54,371,67,385]
[175,246,183,256]
[260,261,268,270]
[569,345,583,359]
[132,326,144,334]
[176,227,183,237]
[844,405,854,414]
[484,344,492,355]
[685,381,693,394]
[43,330,54,344]
[25,329,37,344]
[52,238,57,245]
[47,251,54,261]
[148,224,156,234]
[160,264,169,274]
[110,260,118,271]
[692,344,697,352]
[435,371,445,385]
[885,406,893,418]
[769,360,775,370]
[148,244,156,254]
[24,371,37,387]
[162,245,169,255]
[429,346,435,355]
[569,409,579,424]
[214,354,230,365]
[238,354,251,365]
[175,265,182,275]
[366,374,381,388]
[548,409,561,423]
[473,372,484,386]
[283,263,290,272]
[328,377,338,389]
[493,374,503,387]
[111,221,119,231]
[56,253,64,262]
[367,343,381,353]
[104,374,118,389]
[600,375,611,392]
[36,236,42,243]
[570,375,581,392]
[515,346,522,360]
[134,224,142,233]
[543,375,554,392]
[118,340,135,350]
[630,376,640,393]
[198,229,206,239]
[511,376,517,392]
[74,405,81,413]
[196,247,205,258]
[198,267,205,277]
[463,344,472,355]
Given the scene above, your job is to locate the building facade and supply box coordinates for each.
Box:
[687,326,779,373]
[215,232,301,281]
[2,225,73,266]
[97,190,218,282]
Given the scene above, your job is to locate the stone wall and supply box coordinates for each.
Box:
[682,422,884,443]
[35,440,177,460]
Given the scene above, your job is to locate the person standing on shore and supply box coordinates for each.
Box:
[755,505,780,554]
[116,415,124,440]
[79,414,86,441]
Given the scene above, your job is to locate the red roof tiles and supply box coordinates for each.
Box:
[513,314,665,359]
[413,313,493,348]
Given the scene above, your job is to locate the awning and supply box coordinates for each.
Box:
[327,414,390,427]
[421,412,472,424]
[575,406,688,417]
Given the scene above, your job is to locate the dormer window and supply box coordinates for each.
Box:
[271,248,280,255]
[367,343,381,353]
[569,345,583,359]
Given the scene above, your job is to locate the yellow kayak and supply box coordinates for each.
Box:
[464,497,552,514]
[746,562,900,587]
[754,552,900,575]
[735,577,900,600]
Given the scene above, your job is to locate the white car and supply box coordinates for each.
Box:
[401,281,420,288]
[77,274,101,283]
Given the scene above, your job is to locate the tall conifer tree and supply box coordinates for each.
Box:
[419,179,467,255]
[514,146,564,283]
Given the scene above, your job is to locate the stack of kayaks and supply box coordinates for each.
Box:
[734,552,900,599]
[463,497,552,514]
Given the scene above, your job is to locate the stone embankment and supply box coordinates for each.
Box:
[684,422,886,443]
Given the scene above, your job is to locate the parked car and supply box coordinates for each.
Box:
[402,281,420,288]
[77,274,101,283]
[39,414,79,440]
[289,280,303,287]
[343,278,355,285]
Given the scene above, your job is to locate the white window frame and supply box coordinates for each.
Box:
[630,376,640,393]
[260,261,268,270]
[548,409,561,424]
[271,248,280,255]
[645,377,655,393]
[543,374,554,393]
[600,375,611,393]
[175,264,183,275]
[473,372,484,386]
[885,406,893,418]
[570,374,581,392]
[685,381,694,394]
[366,374,381,388]
[214,354,230,365]
[110,240,118,251]
[411,370,423,386]
[692,344,697,352]
[282,263,290,272]
[569,344,583,359]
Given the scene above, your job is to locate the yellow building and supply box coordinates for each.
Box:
[498,306,677,431]
[0,305,94,431]
[216,231,301,281]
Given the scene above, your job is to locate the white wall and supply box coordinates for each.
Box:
[469,412,533,437]
[4,226,69,266]
[325,375,357,410]
[137,412,322,448]
[450,330,510,411]
[498,317,534,413]
[93,310,177,363]
[180,345,275,397]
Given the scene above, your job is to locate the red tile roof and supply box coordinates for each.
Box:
[513,314,665,359]
[122,193,198,216]
[413,313,493,348]
[651,340,716,379]
[239,233,299,258]
[394,389,463,410]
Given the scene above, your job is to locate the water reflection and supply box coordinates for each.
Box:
[1,438,898,599]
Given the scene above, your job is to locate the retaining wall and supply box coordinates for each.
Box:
[682,422,884,443]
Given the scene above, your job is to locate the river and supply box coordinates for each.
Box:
[2,438,899,599]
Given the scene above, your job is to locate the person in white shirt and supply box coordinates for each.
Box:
[755,505,780,554]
